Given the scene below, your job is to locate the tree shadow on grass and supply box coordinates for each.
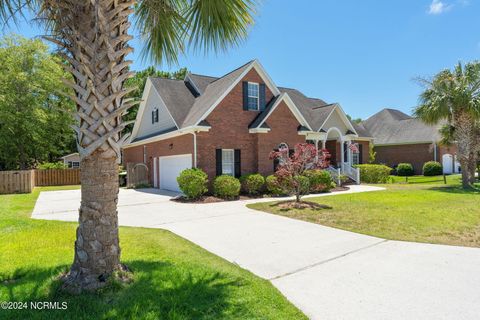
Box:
[0,260,250,320]
[427,185,480,195]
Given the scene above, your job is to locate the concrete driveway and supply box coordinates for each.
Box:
[32,186,480,320]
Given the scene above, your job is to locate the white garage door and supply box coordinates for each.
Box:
[159,154,192,192]
[442,154,453,174]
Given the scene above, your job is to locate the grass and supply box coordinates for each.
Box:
[248,175,480,248]
[0,186,305,320]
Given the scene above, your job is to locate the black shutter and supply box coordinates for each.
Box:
[234,149,241,178]
[358,144,363,164]
[151,110,154,124]
[155,109,159,122]
[243,81,249,110]
[259,83,266,111]
[216,149,222,176]
[344,142,348,163]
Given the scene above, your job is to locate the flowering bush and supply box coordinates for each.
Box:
[240,173,265,195]
[213,175,241,200]
[270,143,330,202]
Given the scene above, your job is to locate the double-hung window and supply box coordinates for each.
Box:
[221,149,235,176]
[247,82,259,110]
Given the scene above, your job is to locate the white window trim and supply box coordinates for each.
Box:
[247,82,260,111]
[221,149,235,176]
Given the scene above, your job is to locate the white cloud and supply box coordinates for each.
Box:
[428,0,452,15]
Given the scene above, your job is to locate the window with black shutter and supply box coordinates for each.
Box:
[216,149,240,177]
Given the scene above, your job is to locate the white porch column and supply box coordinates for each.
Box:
[340,140,345,165]
[322,140,326,149]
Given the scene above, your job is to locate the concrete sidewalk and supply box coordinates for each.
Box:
[32,185,480,320]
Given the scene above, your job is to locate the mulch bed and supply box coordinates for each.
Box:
[172,186,350,204]
[330,186,350,192]
[172,194,265,204]
[274,200,332,210]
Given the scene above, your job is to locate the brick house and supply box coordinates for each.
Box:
[123,60,371,191]
[359,109,459,175]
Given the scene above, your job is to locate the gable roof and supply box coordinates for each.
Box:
[361,108,441,145]
[181,60,256,127]
[130,60,365,144]
[149,77,195,127]
[248,93,312,130]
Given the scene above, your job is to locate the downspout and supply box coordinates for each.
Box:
[191,132,197,168]
[433,141,437,162]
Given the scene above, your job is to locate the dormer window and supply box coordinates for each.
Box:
[152,107,159,124]
[247,82,259,110]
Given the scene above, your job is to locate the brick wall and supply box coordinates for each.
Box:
[374,143,438,174]
[256,101,305,176]
[123,134,194,185]
[354,140,370,164]
[196,68,275,182]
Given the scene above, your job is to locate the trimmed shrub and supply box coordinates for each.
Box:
[38,162,67,169]
[266,175,290,196]
[177,168,208,199]
[213,175,241,200]
[423,161,443,176]
[295,175,310,195]
[240,173,265,195]
[396,163,414,176]
[355,164,392,184]
[304,169,334,193]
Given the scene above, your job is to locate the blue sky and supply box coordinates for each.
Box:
[2,0,479,120]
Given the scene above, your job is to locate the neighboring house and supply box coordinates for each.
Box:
[360,109,459,174]
[122,60,372,191]
[61,153,80,168]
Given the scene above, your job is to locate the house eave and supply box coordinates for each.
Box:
[123,126,210,149]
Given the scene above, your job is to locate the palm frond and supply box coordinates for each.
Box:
[135,0,188,65]
[185,0,256,53]
[0,0,37,26]
[136,0,257,65]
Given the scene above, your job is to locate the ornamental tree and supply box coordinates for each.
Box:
[270,143,331,202]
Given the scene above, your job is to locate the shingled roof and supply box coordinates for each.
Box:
[145,60,360,137]
[361,108,441,144]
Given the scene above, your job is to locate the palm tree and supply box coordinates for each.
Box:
[414,62,480,189]
[0,0,257,293]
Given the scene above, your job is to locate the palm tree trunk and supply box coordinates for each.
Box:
[459,159,471,188]
[48,1,136,293]
[467,154,477,185]
[63,150,120,292]
[454,112,477,189]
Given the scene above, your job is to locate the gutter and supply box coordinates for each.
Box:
[190,132,197,167]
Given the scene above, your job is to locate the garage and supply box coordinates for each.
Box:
[159,154,192,192]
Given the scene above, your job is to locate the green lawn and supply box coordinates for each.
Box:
[248,175,480,248]
[0,186,305,320]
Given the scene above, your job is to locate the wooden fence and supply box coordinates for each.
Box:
[34,169,80,186]
[0,170,35,194]
[0,169,80,194]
